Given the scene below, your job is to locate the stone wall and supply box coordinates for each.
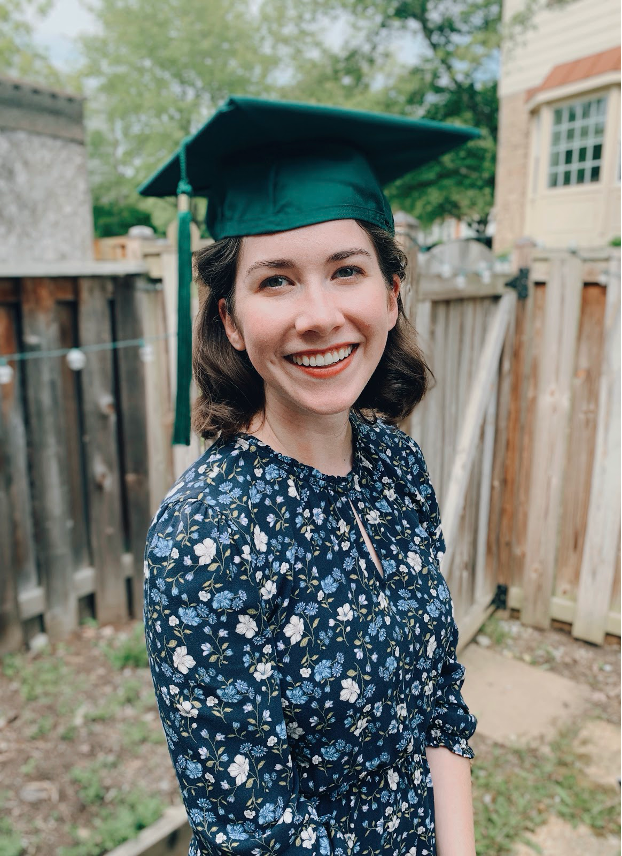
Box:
[493,91,531,254]
[0,78,94,264]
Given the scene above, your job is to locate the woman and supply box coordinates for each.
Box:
[142,97,479,856]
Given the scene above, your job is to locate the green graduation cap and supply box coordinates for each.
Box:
[138,96,480,445]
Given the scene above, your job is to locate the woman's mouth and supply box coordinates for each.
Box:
[285,344,358,376]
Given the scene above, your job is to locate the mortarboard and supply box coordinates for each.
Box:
[138,96,480,445]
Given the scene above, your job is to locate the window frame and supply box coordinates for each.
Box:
[547,94,608,189]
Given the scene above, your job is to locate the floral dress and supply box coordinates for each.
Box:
[143,412,477,856]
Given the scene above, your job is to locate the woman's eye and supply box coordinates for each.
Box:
[261,275,290,289]
[334,266,362,279]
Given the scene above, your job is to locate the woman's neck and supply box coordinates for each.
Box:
[247,406,353,477]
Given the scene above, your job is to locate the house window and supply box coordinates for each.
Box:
[548,96,607,187]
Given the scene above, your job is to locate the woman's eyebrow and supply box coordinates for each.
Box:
[244,258,295,277]
[244,247,372,278]
[328,248,372,263]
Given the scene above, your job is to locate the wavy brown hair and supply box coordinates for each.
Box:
[192,220,434,439]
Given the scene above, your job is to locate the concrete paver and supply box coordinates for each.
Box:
[460,645,592,746]
[511,815,620,856]
[574,718,621,789]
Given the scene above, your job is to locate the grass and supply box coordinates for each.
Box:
[0,793,24,856]
[472,721,621,855]
[479,614,512,648]
[58,787,163,856]
[70,758,119,808]
[100,623,148,670]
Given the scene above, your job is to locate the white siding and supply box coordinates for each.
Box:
[500,0,621,97]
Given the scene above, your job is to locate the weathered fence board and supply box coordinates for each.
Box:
[21,278,78,639]
[78,277,128,625]
[113,275,151,616]
[522,255,583,628]
[573,254,621,643]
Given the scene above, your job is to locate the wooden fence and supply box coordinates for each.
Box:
[1,240,619,652]
[401,238,516,649]
[0,263,162,652]
[488,247,621,645]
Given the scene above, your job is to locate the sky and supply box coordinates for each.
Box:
[29,0,96,69]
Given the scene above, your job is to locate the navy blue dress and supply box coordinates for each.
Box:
[144,412,477,856]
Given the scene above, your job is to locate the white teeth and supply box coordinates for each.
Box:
[291,344,355,367]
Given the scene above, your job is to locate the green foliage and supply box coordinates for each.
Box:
[480,613,511,647]
[70,758,118,807]
[0,817,24,856]
[2,650,71,703]
[27,714,53,740]
[264,0,501,230]
[93,202,156,238]
[472,723,621,854]
[79,0,281,234]
[0,0,64,84]
[58,787,163,856]
[100,622,148,670]
[609,236,621,247]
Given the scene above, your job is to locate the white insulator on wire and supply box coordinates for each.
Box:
[139,343,154,363]
[66,348,87,371]
[0,362,14,385]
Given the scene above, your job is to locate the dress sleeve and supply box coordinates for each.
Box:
[144,497,344,855]
[408,440,478,759]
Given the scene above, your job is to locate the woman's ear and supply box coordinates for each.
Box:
[388,275,400,330]
[218,298,246,351]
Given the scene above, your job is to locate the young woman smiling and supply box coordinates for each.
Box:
[142,97,479,856]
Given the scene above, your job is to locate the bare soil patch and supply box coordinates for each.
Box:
[0,621,178,856]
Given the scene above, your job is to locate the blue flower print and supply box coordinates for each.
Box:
[144,412,477,856]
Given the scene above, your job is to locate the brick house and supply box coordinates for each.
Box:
[494,0,620,251]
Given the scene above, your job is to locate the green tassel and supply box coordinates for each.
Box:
[172,206,193,445]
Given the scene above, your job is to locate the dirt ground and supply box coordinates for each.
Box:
[477,609,620,726]
[0,622,179,856]
[0,612,619,856]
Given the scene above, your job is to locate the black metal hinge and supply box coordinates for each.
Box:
[490,584,508,610]
[505,267,529,300]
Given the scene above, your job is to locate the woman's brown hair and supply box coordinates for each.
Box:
[192,220,433,439]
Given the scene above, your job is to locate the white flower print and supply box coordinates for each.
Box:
[387,769,399,790]
[354,717,369,736]
[253,662,273,682]
[242,544,251,561]
[236,614,258,638]
[194,538,216,565]
[228,753,249,785]
[366,510,380,525]
[407,550,422,571]
[287,478,299,498]
[301,826,317,848]
[143,560,149,579]
[427,636,437,658]
[277,807,293,825]
[254,525,268,552]
[340,678,360,703]
[177,699,198,718]
[168,615,179,626]
[172,646,195,674]
[336,604,354,623]
[260,579,276,600]
[284,615,304,644]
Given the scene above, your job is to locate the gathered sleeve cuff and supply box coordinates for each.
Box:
[144,497,347,855]
[425,609,477,759]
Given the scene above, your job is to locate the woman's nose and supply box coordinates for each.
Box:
[294,283,345,336]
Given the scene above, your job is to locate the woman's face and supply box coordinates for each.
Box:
[219,219,399,424]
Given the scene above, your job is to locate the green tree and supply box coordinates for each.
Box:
[264,0,501,232]
[0,0,64,85]
[79,0,281,234]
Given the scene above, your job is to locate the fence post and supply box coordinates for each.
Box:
[522,253,583,629]
[573,252,621,643]
[113,275,152,618]
[21,278,78,640]
[78,277,128,625]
